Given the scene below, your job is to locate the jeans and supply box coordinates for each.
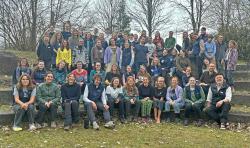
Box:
[13,104,35,127]
[184,102,203,118]
[84,101,111,123]
[36,103,57,124]
[63,100,79,126]
[225,70,234,86]
[165,101,184,113]
[206,102,231,124]
[107,98,125,119]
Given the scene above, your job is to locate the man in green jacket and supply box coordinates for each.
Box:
[164,31,176,50]
[183,77,205,126]
[36,72,61,128]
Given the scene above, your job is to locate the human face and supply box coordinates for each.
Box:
[180,50,185,57]
[169,32,173,37]
[208,37,212,42]
[113,78,120,87]
[65,23,70,31]
[56,32,62,39]
[73,29,79,36]
[163,50,168,56]
[126,66,132,72]
[134,34,138,40]
[76,62,82,69]
[45,74,54,83]
[218,36,223,44]
[127,78,134,86]
[200,29,206,35]
[20,59,28,67]
[87,33,91,39]
[44,36,49,43]
[143,77,149,86]
[58,62,65,69]
[215,75,224,86]
[157,77,165,87]
[21,76,30,87]
[124,42,130,48]
[68,74,75,85]
[79,40,84,46]
[95,63,101,70]
[111,65,117,72]
[99,33,104,39]
[110,39,116,46]
[186,67,191,75]
[94,77,101,86]
[208,64,215,72]
[189,77,196,87]
[63,40,68,47]
[171,77,178,87]
[171,49,177,56]
[96,40,102,47]
[140,37,145,44]
[38,62,45,70]
[153,58,159,65]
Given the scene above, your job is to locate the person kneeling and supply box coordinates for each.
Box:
[205,73,232,130]
[83,74,115,130]
[12,74,36,131]
[36,72,61,128]
[183,77,205,126]
[61,73,81,130]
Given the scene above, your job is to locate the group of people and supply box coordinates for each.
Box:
[11,21,238,132]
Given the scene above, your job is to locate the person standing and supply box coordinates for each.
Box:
[37,35,53,70]
[134,37,149,73]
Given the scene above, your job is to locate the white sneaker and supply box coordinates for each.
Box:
[104,121,115,129]
[12,126,22,132]
[93,121,99,130]
[28,124,36,131]
[35,123,42,129]
[51,122,57,128]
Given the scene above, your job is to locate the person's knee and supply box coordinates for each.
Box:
[28,104,35,111]
[71,100,79,106]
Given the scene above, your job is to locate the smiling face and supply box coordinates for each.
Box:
[157,77,165,88]
[143,76,149,86]
[45,73,54,83]
[20,75,30,87]
[95,63,101,71]
[76,62,83,69]
[68,74,75,85]
[94,77,101,86]
[127,77,135,86]
[215,74,224,86]
[112,78,120,87]
[171,77,178,87]
[58,61,65,69]
[189,77,196,87]
[37,61,45,70]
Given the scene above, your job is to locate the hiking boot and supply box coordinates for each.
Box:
[51,122,57,128]
[104,121,115,129]
[183,119,189,126]
[12,126,22,132]
[64,126,70,131]
[93,121,99,130]
[28,124,36,131]
[220,123,226,130]
[84,119,89,129]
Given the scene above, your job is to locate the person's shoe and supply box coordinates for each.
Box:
[104,121,115,129]
[127,116,132,122]
[165,117,171,123]
[183,119,189,126]
[35,123,42,129]
[12,126,22,132]
[220,123,226,130]
[51,122,57,128]
[120,118,126,124]
[197,119,203,127]
[132,117,138,122]
[93,121,99,130]
[175,118,181,123]
[42,122,48,128]
[84,119,89,129]
[64,126,70,131]
[28,124,36,131]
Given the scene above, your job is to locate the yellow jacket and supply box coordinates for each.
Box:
[56,48,72,66]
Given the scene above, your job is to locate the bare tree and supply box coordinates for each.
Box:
[128,0,171,37]
[169,0,211,33]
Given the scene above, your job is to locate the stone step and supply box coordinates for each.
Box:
[234,81,250,91]
[232,94,250,106]
[236,64,250,71]
[228,112,250,123]
[233,71,250,80]
[0,90,12,105]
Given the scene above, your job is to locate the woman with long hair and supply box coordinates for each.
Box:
[12,58,32,85]
[56,40,72,70]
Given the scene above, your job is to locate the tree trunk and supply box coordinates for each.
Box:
[30,0,38,51]
[147,0,152,37]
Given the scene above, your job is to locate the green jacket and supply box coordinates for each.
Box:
[36,82,61,105]
[164,37,176,49]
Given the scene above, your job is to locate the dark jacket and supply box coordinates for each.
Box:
[37,42,53,62]
[61,83,81,102]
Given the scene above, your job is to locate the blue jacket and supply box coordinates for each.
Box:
[205,41,216,58]
[121,48,133,67]
[32,69,46,84]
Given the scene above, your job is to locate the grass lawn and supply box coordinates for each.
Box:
[0,123,249,148]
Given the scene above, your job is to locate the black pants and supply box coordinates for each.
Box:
[63,100,79,126]
[124,99,141,118]
[36,103,57,124]
[184,102,203,119]
[107,98,125,119]
[206,102,231,124]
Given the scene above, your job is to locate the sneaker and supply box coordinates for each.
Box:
[220,123,226,130]
[120,118,126,124]
[104,121,115,129]
[197,119,203,127]
[28,124,36,131]
[165,117,171,123]
[93,121,99,130]
[84,119,90,129]
[64,126,70,131]
[35,123,42,129]
[183,119,189,126]
[51,122,57,128]
[175,118,181,123]
[42,122,48,128]
[12,126,22,132]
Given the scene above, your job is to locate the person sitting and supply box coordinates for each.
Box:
[175,50,191,85]
[61,73,81,130]
[149,57,162,85]
[53,60,67,87]
[123,76,140,122]
[12,74,36,131]
[205,73,232,130]
[36,72,61,128]
[31,60,47,85]
[105,64,121,86]
[71,61,88,93]
[122,65,135,85]
[82,74,115,130]
[183,77,205,126]
[181,66,192,87]
[165,76,184,123]
[106,77,125,123]
[153,77,167,123]
[200,63,217,96]
[12,58,32,86]
[136,65,151,86]
[138,76,155,123]
[89,62,106,84]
